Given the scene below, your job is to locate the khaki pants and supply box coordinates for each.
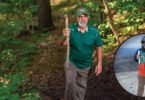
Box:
[137,76,145,96]
[64,61,91,100]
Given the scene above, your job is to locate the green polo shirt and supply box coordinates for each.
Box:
[64,23,103,69]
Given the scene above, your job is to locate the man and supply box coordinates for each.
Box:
[61,8,103,100]
[135,36,145,96]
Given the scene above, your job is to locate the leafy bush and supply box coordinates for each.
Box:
[0,72,40,100]
[0,0,40,99]
[109,0,145,36]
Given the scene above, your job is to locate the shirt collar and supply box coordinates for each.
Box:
[78,27,88,32]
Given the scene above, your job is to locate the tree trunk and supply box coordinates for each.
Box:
[37,0,54,30]
[103,0,120,45]
[100,0,104,23]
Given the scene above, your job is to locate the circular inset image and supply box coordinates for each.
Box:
[114,34,145,97]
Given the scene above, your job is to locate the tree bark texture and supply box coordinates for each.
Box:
[37,0,54,30]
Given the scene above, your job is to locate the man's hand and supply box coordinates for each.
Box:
[95,46,103,76]
[136,54,140,60]
[60,27,70,46]
[95,64,102,76]
[63,27,70,37]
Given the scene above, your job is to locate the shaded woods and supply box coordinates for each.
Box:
[0,0,145,100]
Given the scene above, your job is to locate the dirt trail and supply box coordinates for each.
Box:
[31,15,66,100]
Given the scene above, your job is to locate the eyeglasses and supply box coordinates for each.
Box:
[78,15,88,19]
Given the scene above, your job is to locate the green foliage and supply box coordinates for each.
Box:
[24,5,38,17]
[22,90,40,100]
[0,19,40,68]
[109,0,145,36]
[98,23,111,37]
[0,73,23,100]
[100,0,144,51]
[0,0,40,99]
[0,73,40,100]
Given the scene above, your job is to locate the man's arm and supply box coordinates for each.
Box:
[135,49,140,61]
[136,54,140,61]
[95,46,103,76]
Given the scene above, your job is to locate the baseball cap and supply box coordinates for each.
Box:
[76,8,89,16]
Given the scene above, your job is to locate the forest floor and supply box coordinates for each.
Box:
[24,3,145,100]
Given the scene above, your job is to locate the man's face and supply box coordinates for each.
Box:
[142,41,145,48]
[76,14,88,28]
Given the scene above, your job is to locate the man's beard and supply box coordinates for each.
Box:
[78,20,87,28]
